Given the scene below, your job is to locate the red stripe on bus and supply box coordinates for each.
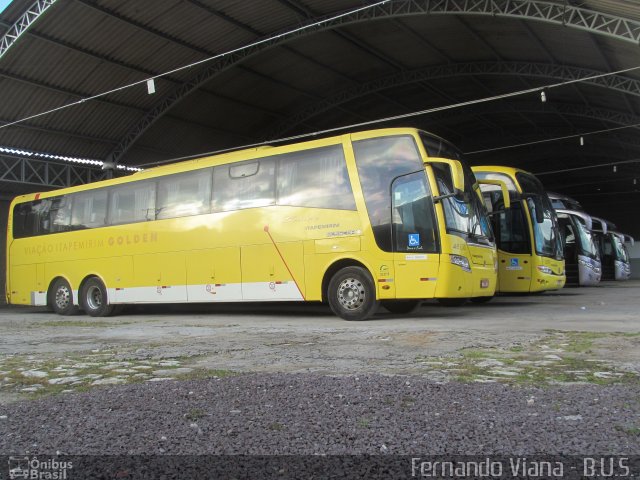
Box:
[264,225,305,300]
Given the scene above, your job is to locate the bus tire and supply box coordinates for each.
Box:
[470,296,493,304]
[48,278,79,316]
[80,277,115,317]
[437,297,468,307]
[327,266,379,321]
[381,300,421,314]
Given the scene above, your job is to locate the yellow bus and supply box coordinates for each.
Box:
[472,166,565,294]
[6,128,499,320]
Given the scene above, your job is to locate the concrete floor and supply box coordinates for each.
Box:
[1,281,638,376]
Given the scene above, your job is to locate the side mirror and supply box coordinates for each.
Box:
[624,234,635,246]
[591,216,608,234]
[476,179,511,209]
[426,157,465,191]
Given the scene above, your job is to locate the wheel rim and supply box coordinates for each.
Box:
[337,277,366,311]
[86,285,103,311]
[55,285,71,310]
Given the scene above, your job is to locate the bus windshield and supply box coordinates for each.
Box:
[473,171,528,254]
[573,217,599,259]
[516,173,563,260]
[423,134,494,247]
[614,236,629,262]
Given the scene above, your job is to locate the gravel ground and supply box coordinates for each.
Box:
[1,373,639,456]
[2,284,640,478]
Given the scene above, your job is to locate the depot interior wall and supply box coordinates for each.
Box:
[0,199,8,304]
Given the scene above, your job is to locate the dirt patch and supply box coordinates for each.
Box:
[415,331,640,384]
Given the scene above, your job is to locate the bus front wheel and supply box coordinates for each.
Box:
[48,278,79,316]
[327,266,379,321]
[80,277,116,317]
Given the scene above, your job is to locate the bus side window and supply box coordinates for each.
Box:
[392,172,437,253]
[212,159,275,212]
[353,135,424,252]
[13,200,53,238]
[36,199,52,235]
[157,169,212,219]
[497,204,529,254]
[50,196,72,233]
[276,146,356,210]
[108,182,156,225]
[561,220,577,259]
[12,203,31,239]
[71,190,108,230]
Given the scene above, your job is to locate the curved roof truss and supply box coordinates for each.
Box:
[103,0,640,164]
[0,0,58,60]
[265,61,640,138]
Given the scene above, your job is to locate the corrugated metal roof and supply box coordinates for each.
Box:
[1,0,640,235]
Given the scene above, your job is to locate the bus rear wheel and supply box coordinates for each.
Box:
[327,266,379,321]
[48,278,79,316]
[80,277,116,317]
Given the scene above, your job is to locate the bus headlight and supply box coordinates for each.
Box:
[578,259,597,272]
[450,254,471,272]
[537,265,553,275]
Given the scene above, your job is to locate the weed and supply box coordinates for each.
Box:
[401,395,415,408]
[614,425,640,436]
[419,331,640,386]
[185,408,206,421]
[357,418,370,428]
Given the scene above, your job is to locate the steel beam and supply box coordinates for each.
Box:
[0,154,109,188]
[0,0,58,60]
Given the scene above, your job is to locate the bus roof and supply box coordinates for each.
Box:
[10,127,428,206]
[555,208,593,230]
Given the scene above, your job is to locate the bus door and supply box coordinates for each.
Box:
[495,201,533,292]
[390,171,439,299]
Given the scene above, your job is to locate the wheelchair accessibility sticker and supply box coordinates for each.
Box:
[408,233,421,248]
[506,258,523,270]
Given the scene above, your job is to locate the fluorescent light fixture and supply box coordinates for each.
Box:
[0,145,142,172]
